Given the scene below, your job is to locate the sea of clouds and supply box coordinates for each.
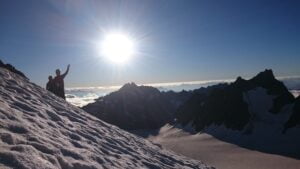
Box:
[66,79,234,107]
[66,76,300,107]
[65,86,120,107]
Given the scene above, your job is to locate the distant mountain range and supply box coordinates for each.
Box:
[83,69,300,134]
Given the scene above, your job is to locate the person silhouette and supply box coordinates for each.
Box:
[46,75,55,93]
[53,64,70,100]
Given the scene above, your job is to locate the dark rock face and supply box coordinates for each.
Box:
[176,81,250,131]
[284,96,300,131]
[0,60,27,79]
[161,90,193,109]
[83,83,182,130]
[176,69,295,132]
[175,84,229,126]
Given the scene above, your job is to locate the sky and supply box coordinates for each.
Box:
[0,0,299,88]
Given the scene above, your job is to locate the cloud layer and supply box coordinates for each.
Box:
[66,76,300,107]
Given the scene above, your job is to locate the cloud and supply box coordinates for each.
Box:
[66,93,99,107]
[278,76,300,90]
[142,79,234,92]
[65,76,300,107]
[65,79,234,107]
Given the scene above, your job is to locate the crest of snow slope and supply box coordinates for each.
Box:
[0,68,213,169]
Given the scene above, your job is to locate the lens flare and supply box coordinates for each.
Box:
[100,33,135,63]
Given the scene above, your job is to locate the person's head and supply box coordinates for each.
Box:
[48,75,53,81]
[56,69,60,76]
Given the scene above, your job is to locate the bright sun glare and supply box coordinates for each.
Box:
[100,33,135,64]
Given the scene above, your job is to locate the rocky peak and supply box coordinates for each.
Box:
[232,76,249,90]
[252,69,275,82]
[249,69,288,95]
[118,82,161,96]
[83,82,174,130]
[120,82,138,90]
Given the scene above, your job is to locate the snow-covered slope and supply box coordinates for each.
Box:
[0,67,213,169]
[147,125,300,169]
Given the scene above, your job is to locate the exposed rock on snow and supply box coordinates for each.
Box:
[0,67,213,169]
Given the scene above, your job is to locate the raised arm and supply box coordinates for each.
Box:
[62,64,70,79]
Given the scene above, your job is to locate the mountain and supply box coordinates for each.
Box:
[0,65,213,168]
[161,90,193,109]
[175,69,297,133]
[173,69,300,158]
[83,83,191,130]
[83,69,299,134]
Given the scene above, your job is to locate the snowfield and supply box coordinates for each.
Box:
[0,67,214,169]
[147,125,300,169]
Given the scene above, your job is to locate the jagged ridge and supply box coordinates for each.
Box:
[176,69,296,132]
[83,82,191,130]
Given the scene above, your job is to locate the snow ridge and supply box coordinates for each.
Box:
[0,68,213,169]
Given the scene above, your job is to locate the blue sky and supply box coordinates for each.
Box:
[0,0,299,87]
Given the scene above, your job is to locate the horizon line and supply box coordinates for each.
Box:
[65,75,300,91]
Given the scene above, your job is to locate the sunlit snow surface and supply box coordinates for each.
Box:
[147,124,300,169]
[0,68,214,169]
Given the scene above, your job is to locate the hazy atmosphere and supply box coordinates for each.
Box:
[1,0,299,87]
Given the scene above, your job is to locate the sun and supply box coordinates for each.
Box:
[100,32,135,63]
